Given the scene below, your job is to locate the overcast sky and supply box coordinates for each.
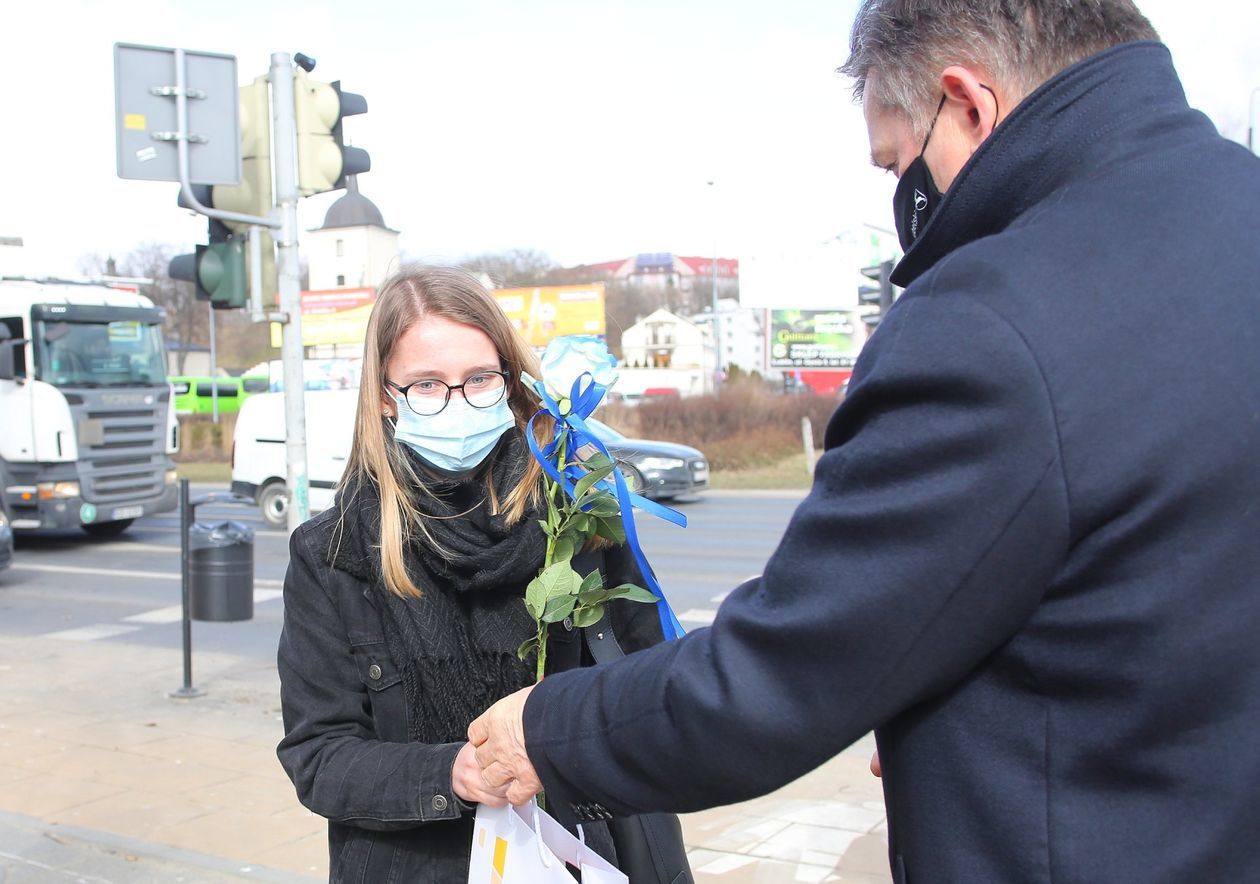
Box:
[3,0,1257,279]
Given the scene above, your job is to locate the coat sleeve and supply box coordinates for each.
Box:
[522,288,1071,824]
[275,525,467,830]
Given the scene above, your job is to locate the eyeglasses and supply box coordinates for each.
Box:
[386,369,510,416]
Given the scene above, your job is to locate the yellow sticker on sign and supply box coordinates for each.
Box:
[123,113,146,131]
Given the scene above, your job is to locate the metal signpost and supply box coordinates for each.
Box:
[114,44,310,531]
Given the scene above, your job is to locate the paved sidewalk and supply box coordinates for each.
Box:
[0,634,890,882]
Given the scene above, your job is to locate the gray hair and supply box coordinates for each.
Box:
[840,0,1159,137]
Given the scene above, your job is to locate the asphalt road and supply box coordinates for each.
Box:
[0,488,808,664]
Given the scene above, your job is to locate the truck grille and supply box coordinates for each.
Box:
[68,392,168,504]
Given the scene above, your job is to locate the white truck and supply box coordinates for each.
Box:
[231,389,357,528]
[0,278,180,536]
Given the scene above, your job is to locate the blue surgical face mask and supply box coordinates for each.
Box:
[391,395,516,473]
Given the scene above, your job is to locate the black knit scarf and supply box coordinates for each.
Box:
[329,430,545,744]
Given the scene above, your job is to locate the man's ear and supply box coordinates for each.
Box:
[939,65,1001,148]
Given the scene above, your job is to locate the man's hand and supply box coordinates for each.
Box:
[452,741,509,807]
[871,749,882,777]
[468,685,542,806]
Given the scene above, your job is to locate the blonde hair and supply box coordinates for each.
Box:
[339,265,553,599]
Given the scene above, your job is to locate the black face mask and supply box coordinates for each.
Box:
[893,95,947,253]
[892,87,998,253]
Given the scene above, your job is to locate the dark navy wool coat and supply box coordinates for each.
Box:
[523,42,1260,882]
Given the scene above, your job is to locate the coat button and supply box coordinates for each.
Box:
[563,617,574,631]
[368,664,382,680]
[432,794,449,812]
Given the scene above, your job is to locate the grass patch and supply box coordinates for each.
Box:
[176,461,232,483]
[710,454,819,491]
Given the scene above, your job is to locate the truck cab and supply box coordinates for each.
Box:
[0,278,180,536]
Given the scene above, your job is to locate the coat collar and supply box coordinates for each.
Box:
[891,41,1203,288]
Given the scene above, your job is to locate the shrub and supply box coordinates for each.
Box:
[601,383,839,471]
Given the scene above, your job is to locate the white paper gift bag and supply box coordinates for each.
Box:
[468,799,627,884]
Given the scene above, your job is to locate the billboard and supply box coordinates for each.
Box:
[492,284,605,347]
[270,287,376,348]
[767,309,861,369]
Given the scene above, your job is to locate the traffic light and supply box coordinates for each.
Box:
[859,260,895,329]
[293,69,370,196]
[169,76,276,309]
[170,216,248,309]
[210,76,272,227]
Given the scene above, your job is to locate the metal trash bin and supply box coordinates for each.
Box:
[189,520,254,621]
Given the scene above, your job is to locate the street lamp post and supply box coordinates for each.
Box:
[707,180,722,391]
[1249,86,1260,154]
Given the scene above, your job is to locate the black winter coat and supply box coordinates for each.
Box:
[521,42,1260,882]
[277,502,663,883]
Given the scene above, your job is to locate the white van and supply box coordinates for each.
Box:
[231,389,358,528]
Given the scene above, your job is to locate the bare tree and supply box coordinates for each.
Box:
[458,248,563,288]
[116,243,206,375]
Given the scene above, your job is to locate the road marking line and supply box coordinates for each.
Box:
[123,589,284,624]
[11,563,282,588]
[0,850,114,883]
[123,605,185,624]
[677,608,717,625]
[45,624,143,642]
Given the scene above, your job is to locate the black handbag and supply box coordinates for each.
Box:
[581,613,694,884]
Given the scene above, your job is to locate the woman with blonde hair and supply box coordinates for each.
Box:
[276,267,665,881]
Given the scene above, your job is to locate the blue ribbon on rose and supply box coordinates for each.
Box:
[524,343,687,641]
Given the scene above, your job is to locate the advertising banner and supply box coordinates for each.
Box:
[492,284,605,347]
[270,287,376,348]
[767,309,861,369]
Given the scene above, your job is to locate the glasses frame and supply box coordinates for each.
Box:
[386,369,512,416]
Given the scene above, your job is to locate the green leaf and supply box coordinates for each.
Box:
[572,604,604,628]
[587,495,620,518]
[573,463,616,502]
[568,513,594,537]
[536,560,582,601]
[524,575,547,620]
[537,518,554,538]
[553,536,575,565]
[578,569,603,595]
[517,637,539,662]
[541,592,578,623]
[578,588,612,606]
[605,583,659,604]
[580,451,614,472]
[595,517,626,544]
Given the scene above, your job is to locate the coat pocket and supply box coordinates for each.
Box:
[349,640,407,742]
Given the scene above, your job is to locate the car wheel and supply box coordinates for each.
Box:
[258,481,288,529]
[82,519,134,539]
[618,464,646,496]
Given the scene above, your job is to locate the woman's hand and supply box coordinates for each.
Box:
[452,741,509,807]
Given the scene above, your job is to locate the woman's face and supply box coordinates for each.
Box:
[383,314,502,418]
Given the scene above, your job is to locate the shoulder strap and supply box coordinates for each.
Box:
[581,609,626,664]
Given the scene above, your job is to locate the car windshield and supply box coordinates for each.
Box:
[36,319,167,387]
[584,417,627,443]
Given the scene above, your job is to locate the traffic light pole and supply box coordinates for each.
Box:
[269,52,311,532]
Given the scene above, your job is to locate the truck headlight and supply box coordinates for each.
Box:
[37,481,81,500]
[166,469,179,485]
[637,457,686,471]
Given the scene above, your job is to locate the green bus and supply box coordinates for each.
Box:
[171,375,270,416]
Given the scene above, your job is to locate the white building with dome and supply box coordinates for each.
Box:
[305,175,401,292]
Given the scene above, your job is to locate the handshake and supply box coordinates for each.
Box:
[451,685,541,807]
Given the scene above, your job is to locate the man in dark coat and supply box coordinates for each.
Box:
[471,1,1260,880]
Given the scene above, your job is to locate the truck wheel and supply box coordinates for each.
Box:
[82,519,134,539]
[258,481,288,529]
